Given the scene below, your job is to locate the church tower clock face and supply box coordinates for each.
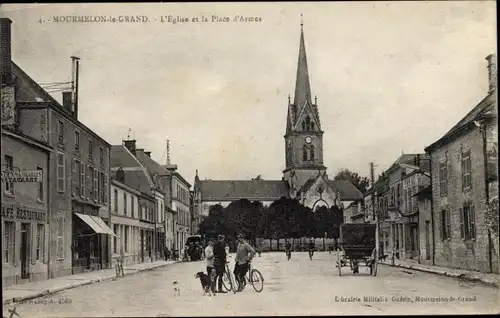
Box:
[305,136,312,144]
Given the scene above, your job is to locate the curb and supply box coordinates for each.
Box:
[3,262,179,306]
[380,262,499,288]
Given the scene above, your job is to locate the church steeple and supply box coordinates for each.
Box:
[294,15,312,108]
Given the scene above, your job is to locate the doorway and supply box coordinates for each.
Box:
[20,223,31,280]
[425,221,431,260]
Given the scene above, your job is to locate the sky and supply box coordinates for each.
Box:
[1,2,497,185]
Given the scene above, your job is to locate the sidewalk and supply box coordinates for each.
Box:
[379,258,500,288]
[3,260,179,305]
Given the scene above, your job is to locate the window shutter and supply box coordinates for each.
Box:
[459,207,464,239]
[470,205,476,239]
[71,159,76,197]
[93,169,98,202]
[438,210,443,240]
[43,224,47,264]
[80,162,85,198]
[104,174,108,204]
[446,208,451,240]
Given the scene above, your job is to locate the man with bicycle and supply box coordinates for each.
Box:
[213,234,227,293]
[234,233,256,292]
[285,240,292,260]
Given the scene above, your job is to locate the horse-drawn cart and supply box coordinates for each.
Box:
[337,223,378,276]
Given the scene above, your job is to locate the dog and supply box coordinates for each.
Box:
[172,281,180,296]
[194,271,214,296]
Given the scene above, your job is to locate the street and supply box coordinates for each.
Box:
[4,252,499,317]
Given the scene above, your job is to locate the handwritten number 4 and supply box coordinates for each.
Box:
[6,306,20,318]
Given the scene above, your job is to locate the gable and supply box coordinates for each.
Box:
[293,100,321,131]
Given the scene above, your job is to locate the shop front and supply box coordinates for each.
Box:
[71,202,115,274]
[1,203,48,287]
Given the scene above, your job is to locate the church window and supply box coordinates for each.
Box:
[311,122,315,130]
[310,145,315,161]
[302,121,306,131]
[303,146,308,161]
[305,116,311,130]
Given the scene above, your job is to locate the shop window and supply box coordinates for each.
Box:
[57,153,65,192]
[3,221,15,264]
[36,224,44,261]
[4,155,14,194]
[56,216,64,260]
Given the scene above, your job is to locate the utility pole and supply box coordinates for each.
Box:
[370,162,380,261]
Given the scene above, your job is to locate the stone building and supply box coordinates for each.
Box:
[193,22,362,221]
[1,128,51,287]
[425,54,498,274]
[1,18,114,279]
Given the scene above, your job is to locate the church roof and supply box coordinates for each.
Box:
[327,179,363,201]
[294,23,312,109]
[198,180,289,201]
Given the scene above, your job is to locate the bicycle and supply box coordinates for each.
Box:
[221,261,237,294]
[235,261,264,293]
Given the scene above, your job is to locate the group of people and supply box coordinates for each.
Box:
[204,233,256,293]
[284,238,316,260]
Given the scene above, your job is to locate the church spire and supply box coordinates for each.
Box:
[294,14,312,108]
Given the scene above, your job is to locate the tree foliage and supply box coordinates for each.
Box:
[334,169,371,194]
[198,197,344,244]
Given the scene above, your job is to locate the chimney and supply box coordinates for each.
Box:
[145,151,151,157]
[486,54,497,93]
[0,18,12,85]
[123,139,137,155]
[62,91,72,112]
[116,168,125,183]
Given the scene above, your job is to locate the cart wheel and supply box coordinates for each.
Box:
[337,250,342,276]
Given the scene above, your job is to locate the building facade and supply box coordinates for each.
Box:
[425,54,498,273]
[170,168,192,252]
[1,18,114,279]
[110,177,141,265]
[1,128,51,287]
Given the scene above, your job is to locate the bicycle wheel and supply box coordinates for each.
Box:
[221,272,231,292]
[250,269,264,292]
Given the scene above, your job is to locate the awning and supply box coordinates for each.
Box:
[74,213,116,237]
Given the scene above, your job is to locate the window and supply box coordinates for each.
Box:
[460,204,476,240]
[57,120,64,143]
[36,224,44,261]
[124,193,128,216]
[305,116,311,130]
[124,226,128,253]
[100,172,105,203]
[3,221,15,264]
[93,168,98,201]
[440,209,451,240]
[57,153,65,192]
[88,140,93,160]
[302,146,308,161]
[461,151,472,190]
[56,216,64,260]
[113,225,118,253]
[37,166,44,201]
[439,163,448,197]
[97,172,101,204]
[4,155,14,194]
[100,147,104,164]
[74,131,80,151]
[80,162,85,198]
[114,189,118,213]
[131,196,135,218]
[309,145,315,161]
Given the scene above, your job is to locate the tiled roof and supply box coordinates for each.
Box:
[122,170,153,196]
[298,178,316,193]
[135,150,171,180]
[12,62,61,105]
[110,145,142,168]
[426,93,494,151]
[327,179,363,201]
[199,180,289,201]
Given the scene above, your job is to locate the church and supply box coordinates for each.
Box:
[193,22,363,217]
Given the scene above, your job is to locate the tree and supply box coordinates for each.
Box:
[334,169,371,194]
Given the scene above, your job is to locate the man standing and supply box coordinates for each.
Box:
[234,233,256,292]
[308,238,315,260]
[285,240,292,260]
[213,234,227,293]
[204,239,216,293]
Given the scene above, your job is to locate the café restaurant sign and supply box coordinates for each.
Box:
[1,204,46,222]
[1,170,43,183]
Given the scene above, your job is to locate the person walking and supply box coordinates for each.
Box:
[285,240,292,260]
[213,234,227,293]
[308,238,315,260]
[204,239,216,293]
[234,233,256,292]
